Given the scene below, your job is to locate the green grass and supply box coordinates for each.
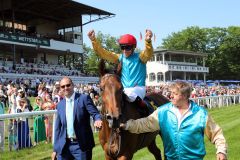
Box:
[1,104,240,160]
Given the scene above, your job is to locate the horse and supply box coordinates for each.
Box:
[98,60,169,160]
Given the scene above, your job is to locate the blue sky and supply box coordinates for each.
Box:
[77,0,240,50]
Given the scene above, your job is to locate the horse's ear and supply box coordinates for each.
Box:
[99,59,106,77]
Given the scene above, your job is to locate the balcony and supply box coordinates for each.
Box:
[168,64,209,73]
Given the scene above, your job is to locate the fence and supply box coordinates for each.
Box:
[190,94,240,109]
[0,94,240,152]
[0,110,56,152]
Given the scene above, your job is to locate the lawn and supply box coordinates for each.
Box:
[1,104,240,160]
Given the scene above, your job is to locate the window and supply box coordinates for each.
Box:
[150,56,155,62]
[156,54,162,61]
[149,73,156,82]
[157,72,163,82]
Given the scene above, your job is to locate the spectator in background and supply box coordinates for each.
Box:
[17,98,32,149]
[38,83,48,98]
[8,86,17,114]
[7,84,13,109]
[17,89,32,112]
[0,102,4,151]
[52,82,64,105]
[33,97,46,145]
[0,84,7,109]
[6,85,18,151]
[8,119,18,151]
[42,94,55,143]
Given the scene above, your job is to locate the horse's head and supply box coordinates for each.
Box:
[100,73,124,128]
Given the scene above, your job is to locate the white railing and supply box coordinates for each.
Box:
[0,110,56,152]
[168,64,209,73]
[0,110,56,119]
[190,94,240,109]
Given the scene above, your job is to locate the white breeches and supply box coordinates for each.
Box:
[124,86,146,102]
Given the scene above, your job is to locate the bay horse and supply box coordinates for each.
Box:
[98,60,169,160]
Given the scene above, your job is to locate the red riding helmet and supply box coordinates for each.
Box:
[119,34,137,47]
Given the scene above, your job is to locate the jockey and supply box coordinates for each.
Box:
[88,29,153,110]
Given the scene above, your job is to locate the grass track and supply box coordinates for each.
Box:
[1,104,240,160]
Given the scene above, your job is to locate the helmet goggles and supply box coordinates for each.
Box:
[120,45,133,51]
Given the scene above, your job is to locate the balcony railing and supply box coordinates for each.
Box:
[168,65,209,72]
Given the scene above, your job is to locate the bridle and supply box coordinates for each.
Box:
[100,74,125,158]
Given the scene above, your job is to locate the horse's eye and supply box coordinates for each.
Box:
[106,115,111,120]
[100,87,104,91]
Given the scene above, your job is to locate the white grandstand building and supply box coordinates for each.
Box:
[0,0,115,84]
[146,48,209,86]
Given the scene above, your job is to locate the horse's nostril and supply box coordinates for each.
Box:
[107,115,112,120]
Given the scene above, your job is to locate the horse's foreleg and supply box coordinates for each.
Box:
[147,140,162,160]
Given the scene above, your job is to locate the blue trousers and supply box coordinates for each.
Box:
[57,140,92,160]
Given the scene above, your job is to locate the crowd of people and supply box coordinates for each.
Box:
[0,62,83,76]
[0,79,102,152]
[148,84,240,99]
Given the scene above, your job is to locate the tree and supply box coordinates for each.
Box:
[161,26,240,80]
[206,27,240,80]
[161,26,208,52]
[205,27,228,79]
[83,31,121,76]
[83,44,99,76]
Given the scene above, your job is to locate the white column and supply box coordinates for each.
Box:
[162,53,165,64]
[203,57,206,67]
[163,72,166,83]
[196,73,198,80]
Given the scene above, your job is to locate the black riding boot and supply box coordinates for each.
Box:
[134,96,149,117]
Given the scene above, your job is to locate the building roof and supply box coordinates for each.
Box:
[1,0,115,27]
[154,48,208,57]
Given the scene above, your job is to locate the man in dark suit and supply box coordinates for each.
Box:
[52,77,102,160]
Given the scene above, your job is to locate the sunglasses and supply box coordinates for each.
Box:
[60,83,71,89]
[120,45,133,51]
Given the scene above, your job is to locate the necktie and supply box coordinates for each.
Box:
[67,99,74,138]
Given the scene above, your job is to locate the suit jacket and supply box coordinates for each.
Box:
[53,93,101,154]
